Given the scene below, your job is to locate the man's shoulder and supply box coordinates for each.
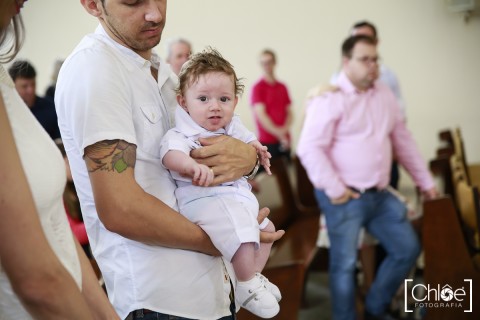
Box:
[306,83,341,101]
[380,64,398,77]
[276,79,289,88]
[252,78,266,88]
[34,95,55,109]
[66,33,125,67]
[373,81,397,100]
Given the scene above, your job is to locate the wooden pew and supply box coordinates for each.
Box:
[422,196,480,319]
[450,154,480,255]
[456,180,480,253]
[430,127,480,202]
[451,127,480,189]
[237,157,321,320]
[423,128,480,318]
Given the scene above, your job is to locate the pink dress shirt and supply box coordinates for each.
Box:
[297,72,434,199]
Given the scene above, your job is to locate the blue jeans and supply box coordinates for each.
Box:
[315,189,420,320]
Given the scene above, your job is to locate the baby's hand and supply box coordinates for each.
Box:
[191,163,214,187]
[251,142,272,175]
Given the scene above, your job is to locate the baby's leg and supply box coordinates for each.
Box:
[233,241,280,318]
[255,221,275,272]
[232,242,256,281]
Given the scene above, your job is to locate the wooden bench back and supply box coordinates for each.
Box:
[293,156,318,208]
[452,127,472,184]
[455,179,480,251]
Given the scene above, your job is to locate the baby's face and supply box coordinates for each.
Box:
[179,72,238,131]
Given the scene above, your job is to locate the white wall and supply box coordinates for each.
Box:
[18,0,480,164]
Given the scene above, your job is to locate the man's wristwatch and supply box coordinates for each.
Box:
[244,154,260,180]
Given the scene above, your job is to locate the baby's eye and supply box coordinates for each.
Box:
[199,96,208,102]
[220,97,230,102]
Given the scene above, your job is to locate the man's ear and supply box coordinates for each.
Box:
[177,95,188,112]
[342,56,349,69]
[80,0,103,18]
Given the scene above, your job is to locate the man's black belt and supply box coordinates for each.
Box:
[349,186,383,194]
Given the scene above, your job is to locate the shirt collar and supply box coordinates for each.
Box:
[175,106,226,138]
[94,24,173,86]
[337,71,377,94]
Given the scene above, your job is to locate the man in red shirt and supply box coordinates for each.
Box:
[250,49,293,166]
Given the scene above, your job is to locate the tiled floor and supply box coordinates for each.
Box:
[299,271,332,320]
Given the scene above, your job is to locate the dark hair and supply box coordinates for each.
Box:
[261,49,276,63]
[352,20,378,40]
[176,47,244,97]
[341,35,377,58]
[0,2,25,63]
[8,60,36,81]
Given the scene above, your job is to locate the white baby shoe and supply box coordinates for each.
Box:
[236,276,280,318]
[256,272,282,302]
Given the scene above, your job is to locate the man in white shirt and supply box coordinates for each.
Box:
[55,1,282,319]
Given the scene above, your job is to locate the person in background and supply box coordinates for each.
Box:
[45,58,64,99]
[249,49,293,192]
[0,0,119,319]
[56,140,90,256]
[160,48,279,318]
[250,49,293,164]
[297,35,438,320]
[8,59,61,141]
[165,36,192,75]
[318,21,408,299]
[55,1,283,319]
[331,20,404,189]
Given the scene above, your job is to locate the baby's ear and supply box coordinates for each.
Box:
[233,96,239,109]
[177,95,188,111]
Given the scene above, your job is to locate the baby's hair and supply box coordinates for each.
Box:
[176,47,244,97]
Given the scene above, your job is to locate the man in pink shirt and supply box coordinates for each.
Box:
[297,35,437,320]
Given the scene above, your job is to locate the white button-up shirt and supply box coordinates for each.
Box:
[56,25,233,319]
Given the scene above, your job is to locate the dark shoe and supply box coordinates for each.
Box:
[364,310,398,320]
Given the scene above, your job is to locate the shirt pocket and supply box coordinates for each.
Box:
[139,104,165,158]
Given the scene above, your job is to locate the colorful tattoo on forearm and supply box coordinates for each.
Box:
[84,140,137,173]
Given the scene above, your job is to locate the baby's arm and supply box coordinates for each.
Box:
[163,150,214,186]
[249,140,272,175]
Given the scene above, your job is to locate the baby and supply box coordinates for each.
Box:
[159,48,280,318]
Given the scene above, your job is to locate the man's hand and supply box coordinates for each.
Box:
[257,207,285,243]
[306,83,339,101]
[423,187,439,200]
[330,188,360,205]
[191,135,256,185]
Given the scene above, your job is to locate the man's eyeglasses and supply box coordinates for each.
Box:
[352,56,380,66]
